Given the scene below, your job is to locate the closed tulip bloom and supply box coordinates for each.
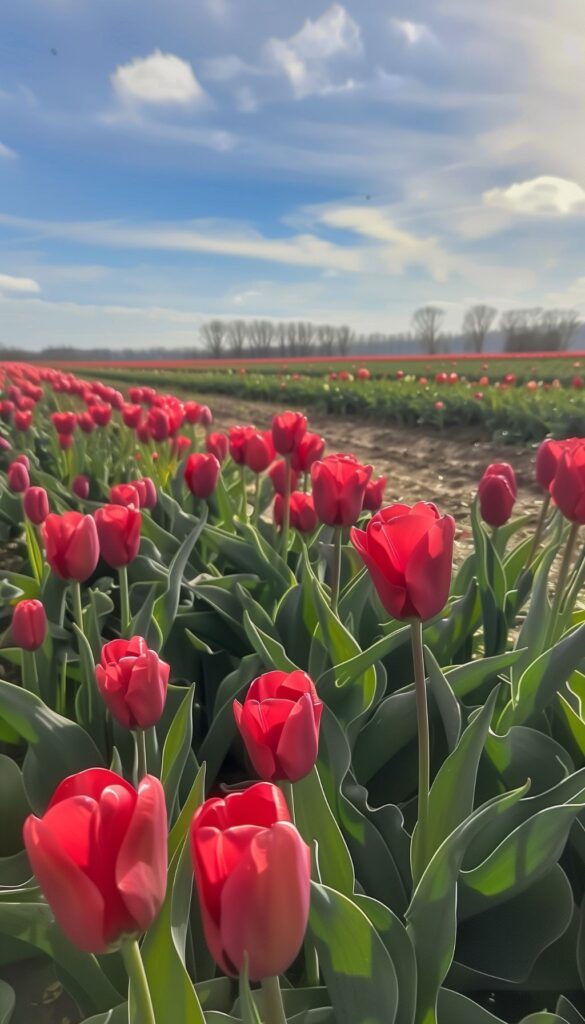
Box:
[7,460,30,493]
[184,452,220,498]
[351,502,455,621]
[94,504,141,567]
[58,433,73,451]
[363,474,387,512]
[551,442,585,523]
[274,491,317,533]
[190,783,310,981]
[234,670,322,782]
[184,401,201,424]
[109,483,140,508]
[42,511,100,581]
[229,425,255,465]
[122,404,142,429]
[133,477,157,509]
[14,454,30,469]
[268,459,299,496]
[536,438,575,491]
[96,636,169,729]
[72,474,90,500]
[89,404,112,427]
[271,411,307,455]
[0,400,15,423]
[23,486,49,525]
[199,406,213,428]
[291,431,325,473]
[77,412,95,434]
[311,453,373,527]
[478,473,516,527]
[12,599,47,651]
[147,407,170,442]
[244,430,275,474]
[51,411,77,435]
[14,410,32,431]
[482,462,517,498]
[23,768,167,953]
[206,432,228,463]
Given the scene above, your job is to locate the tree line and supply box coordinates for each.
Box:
[411,305,581,355]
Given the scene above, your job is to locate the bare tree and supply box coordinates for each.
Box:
[412,306,445,355]
[275,322,288,357]
[540,309,581,351]
[200,320,226,358]
[296,322,316,356]
[286,322,299,357]
[316,324,336,356]
[227,320,248,357]
[500,308,544,352]
[462,304,497,354]
[248,319,275,356]
[336,325,354,355]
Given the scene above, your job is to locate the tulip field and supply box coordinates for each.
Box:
[2,361,585,1024]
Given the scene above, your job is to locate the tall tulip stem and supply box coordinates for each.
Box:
[527,491,551,567]
[331,526,343,614]
[411,619,430,886]
[547,521,581,646]
[253,474,262,527]
[281,454,292,558]
[71,581,84,634]
[135,729,148,783]
[261,975,287,1024]
[121,938,156,1024]
[280,779,295,820]
[118,565,131,638]
[22,649,40,698]
[240,466,248,524]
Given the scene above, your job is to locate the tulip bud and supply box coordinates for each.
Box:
[12,599,47,651]
[89,404,112,427]
[133,477,157,509]
[244,430,275,474]
[291,432,325,473]
[184,453,220,499]
[274,491,317,533]
[122,404,142,429]
[311,453,372,527]
[94,504,141,567]
[51,411,77,435]
[271,411,307,455]
[72,474,90,500]
[478,463,517,527]
[363,474,387,512]
[77,412,95,434]
[96,636,169,729]
[536,438,570,491]
[42,511,100,581]
[23,486,49,525]
[268,459,298,496]
[14,410,32,431]
[551,442,585,523]
[23,768,167,953]
[198,405,213,428]
[184,401,201,424]
[206,432,228,463]
[7,460,30,493]
[109,483,140,508]
[190,783,310,981]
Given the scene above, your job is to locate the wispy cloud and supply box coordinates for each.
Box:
[265,4,363,98]
[389,18,437,45]
[0,142,17,160]
[483,176,585,216]
[0,273,40,295]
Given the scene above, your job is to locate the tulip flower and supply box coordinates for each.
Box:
[274,491,317,534]
[311,454,372,528]
[199,405,213,428]
[12,599,47,651]
[14,409,32,431]
[23,486,49,525]
[42,511,100,581]
[94,504,141,568]
[244,430,275,474]
[89,404,112,427]
[77,411,95,434]
[133,477,157,509]
[291,431,325,474]
[190,782,310,982]
[478,468,516,528]
[551,442,585,524]
[109,483,140,508]
[122,404,142,429]
[363,475,387,512]
[14,454,30,469]
[184,401,200,424]
[234,670,322,782]
[50,411,77,435]
[271,411,307,455]
[482,461,517,498]
[58,432,73,451]
[147,407,170,442]
[72,474,90,500]
[0,400,15,423]
[229,425,255,465]
[268,459,299,496]
[184,452,220,499]
[23,768,167,954]
[96,636,169,731]
[7,460,30,493]
[206,432,228,463]
[536,438,575,492]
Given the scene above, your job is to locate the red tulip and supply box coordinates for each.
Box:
[229,425,255,465]
[206,432,228,463]
[274,491,317,533]
[268,459,299,496]
[133,477,157,509]
[551,442,585,523]
[536,438,569,491]
[42,511,100,581]
[58,433,73,450]
[184,452,220,498]
[271,411,307,455]
[51,412,77,435]
[23,486,49,524]
[147,407,170,442]
[14,409,32,431]
[72,474,90,500]
[199,406,213,428]
[122,404,142,429]
[77,412,95,434]
[478,473,516,527]
[7,460,30,493]
[94,505,141,567]
[184,401,201,424]
[233,670,322,782]
[109,483,140,508]
[244,430,275,474]
[190,783,310,981]
[23,768,167,953]
[0,400,15,423]
[351,502,455,621]
[311,454,372,527]
[89,404,112,428]
[482,462,517,498]
[363,475,386,512]
[96,636,169,729]
[291,432,325,473]
[14,454,30,469]
[12,599,47,651]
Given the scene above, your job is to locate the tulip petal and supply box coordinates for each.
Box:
[277,692,321,782]
[405,515,455,621]
[48,767,136,809]
[116,776,167,932]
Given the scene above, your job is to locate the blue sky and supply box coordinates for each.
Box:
[1,0,584,349]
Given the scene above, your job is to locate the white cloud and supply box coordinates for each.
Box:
[389,19,437,45]
[0,273,40,295]
[111,51,205,105]
[265,4,362,98]
[0,142,17,160]
[483,175,585,216]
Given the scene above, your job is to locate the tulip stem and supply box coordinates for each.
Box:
[253,474,262,527]
[547,521,581,647]
[280,780,295,820]
[121,938,156,1024]
[410,619,430,887]
[331,527,343,615]
[527,492,551,567]
[261,976,287,1024]
[281,454,291,559]
[22,649,40,698]
[71,581,84,634]
[119,565,131,638]
[135,729,148,783]
[240,466,248,524]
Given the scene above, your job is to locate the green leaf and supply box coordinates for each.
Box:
[556,996,585,1024]
[470,499,507,656]
[242,610,299,673]
[238,958,263,1024]
[502,620,585,728]
[73,623,107,754]
[80,1006,128,1024]
[160,685,194,819]
[437,989,506,1023]
[154,513,207,643]
[0,980,15,1024]
[352,894,416,1024]
[293,766,354,897]
[0,756,30,857]
[425,646,461,753]
[309,882,399,1024]
[511,541,559,695]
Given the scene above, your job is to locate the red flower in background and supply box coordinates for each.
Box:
[206,432,228,462]
[274,491,317,533]
[268,459,299,496]
[363,475,386,512]
[291,431,325,473]
[94,504,141,567]
[311,453,372,527]
[12,599,47,651]
[23,486,49,524]
[184,452,220,498]
[272,411,307,455]
[96,636,169,730]
[42,511,100,581]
